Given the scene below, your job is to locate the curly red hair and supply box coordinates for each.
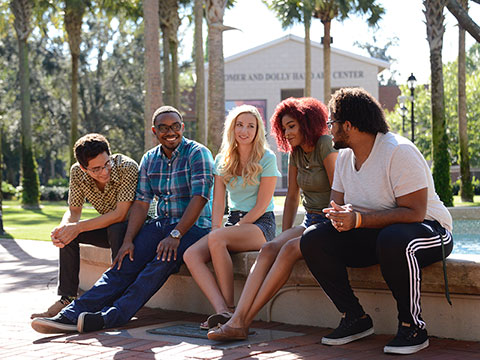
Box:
[270,97,328,153]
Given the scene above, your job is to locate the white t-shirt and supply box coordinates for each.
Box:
[332,132,452,231]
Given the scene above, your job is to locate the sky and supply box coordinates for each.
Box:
[198,0,480,85]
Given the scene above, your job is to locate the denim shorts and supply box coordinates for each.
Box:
[301,212,329,228]
[225,210,276,242]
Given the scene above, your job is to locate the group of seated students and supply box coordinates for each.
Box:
[31,87,453,356]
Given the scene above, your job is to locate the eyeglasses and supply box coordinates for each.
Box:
[87,158,113,175]
[155,122,182,133]
[327,120,343,130]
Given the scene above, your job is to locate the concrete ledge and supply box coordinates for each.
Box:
[79,246,480,341]
[79,207,480,341]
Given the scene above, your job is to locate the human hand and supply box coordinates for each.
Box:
[323,200,355,232]
[111,242,135,270]
[50,223,79,247]
[156,236,180,261]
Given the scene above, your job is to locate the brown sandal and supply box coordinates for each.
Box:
[207,323,248,341]
[206,311,233,329]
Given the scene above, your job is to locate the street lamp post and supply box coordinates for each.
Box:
[407,73,417,143]
[397,95,408,135]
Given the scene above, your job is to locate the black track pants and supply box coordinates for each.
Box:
[300,220,453,328]
[58,221,127,297]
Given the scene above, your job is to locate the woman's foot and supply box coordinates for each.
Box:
[207,323,248,341]
[206,311,234,329]
[200,319,210,330]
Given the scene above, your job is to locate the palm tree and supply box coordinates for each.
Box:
[64,0,85,166]
[143,0,162,151]
[159,0,181,109]
[205,0,229,153]
[194,0,206,143]
[264,0,314,96]
[457,0,473,201]
[424,0,453,206]
[10,0,40,208]
[313,0,384,103]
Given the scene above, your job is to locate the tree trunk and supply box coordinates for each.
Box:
[446,0,480,42]
[159,0,174,106]
[170,39,180,109]
[161,27,172,105]
[458,0,473,201]
[425,0,453,206]
[0,125,4,234]
[70,51,79,165]
[304,9,311,97]
[11,0,40,208]
[322,19,331,104]
[65,1,84,167]
[170,0,180,109]
[143,0,162,151]
[206,0,227,154]
[194,0,206,144]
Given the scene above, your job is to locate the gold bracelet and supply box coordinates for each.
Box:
[355,211,362,228]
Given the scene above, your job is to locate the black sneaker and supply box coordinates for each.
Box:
[77,311,105,333]
[31,313,77,334]
[384,323,429,354]
[322,314,374,345]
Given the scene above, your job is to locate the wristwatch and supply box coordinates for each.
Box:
[170,229,182,239]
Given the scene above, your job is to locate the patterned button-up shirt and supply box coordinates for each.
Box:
[135,137,214,229]
[68,154,139,214]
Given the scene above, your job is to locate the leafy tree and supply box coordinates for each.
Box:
[10,0,40,208]
[386,46,480,202]
[76,11,145,161]
[354,36,399,85]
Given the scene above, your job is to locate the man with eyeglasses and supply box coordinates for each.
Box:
[32,106,215,334]
[31,133,139,319]
[300,88,453,355]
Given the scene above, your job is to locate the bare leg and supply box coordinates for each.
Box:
[208,224,268,310]
[184,234,229,313]
[226,226,305,329]
[244,237,303,327]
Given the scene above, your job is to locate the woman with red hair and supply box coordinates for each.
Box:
[208,97,337,340]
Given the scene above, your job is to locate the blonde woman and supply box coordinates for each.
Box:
[184,105,280,329]
[208,97,337,341]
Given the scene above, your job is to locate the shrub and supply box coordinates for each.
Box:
[473,177,480,195]
[1,181,17,200]
[39,186,69,201]
[47,178,69,187]
[451,179,460,196]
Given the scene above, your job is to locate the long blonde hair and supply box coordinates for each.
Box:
[218,105,268,187]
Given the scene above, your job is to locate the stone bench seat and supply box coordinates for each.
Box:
[80,245,480,342]
[79,206,480,341]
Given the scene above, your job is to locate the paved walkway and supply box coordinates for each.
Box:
[1,238,479,359]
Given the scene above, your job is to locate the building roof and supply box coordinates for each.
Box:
[224,34,390,73]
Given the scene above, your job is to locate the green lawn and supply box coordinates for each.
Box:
[1,200,97,241]
[1,195,479,241]
[453,195,480,207]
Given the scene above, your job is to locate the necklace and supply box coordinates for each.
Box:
[303,151,313,169]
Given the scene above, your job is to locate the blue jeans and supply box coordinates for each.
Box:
[61,219,208,328]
